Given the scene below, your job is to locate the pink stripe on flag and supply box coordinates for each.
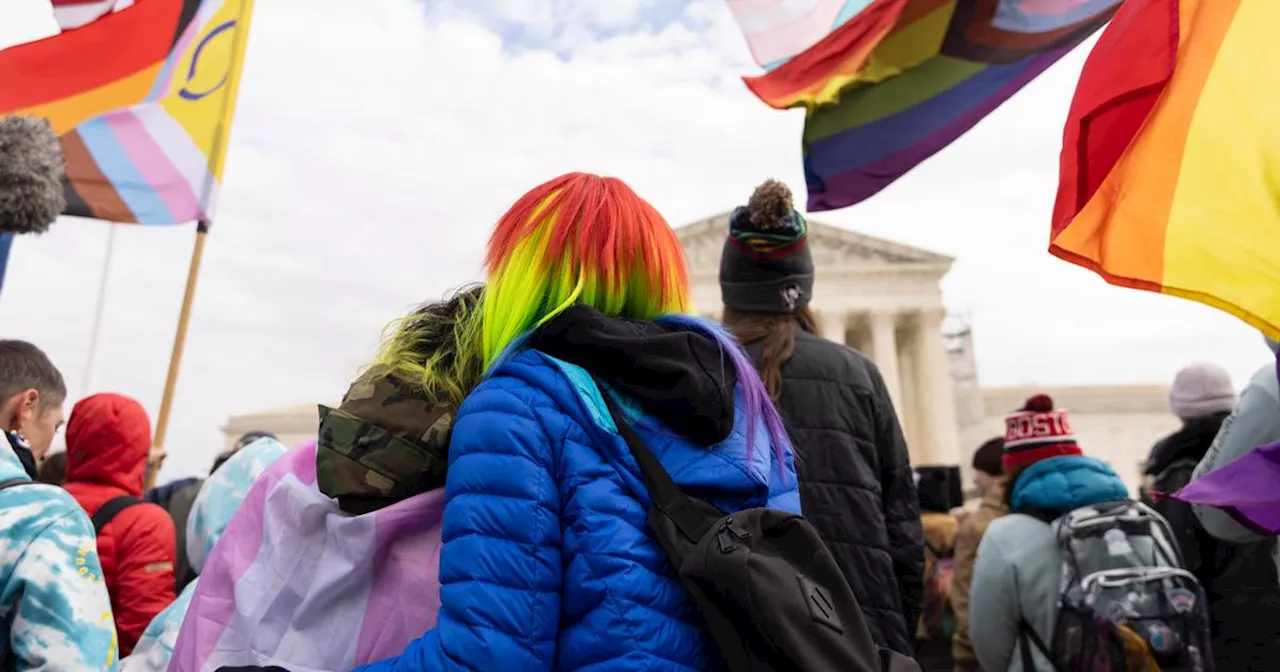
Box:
[355,490,445,662]
[293,439,317,484]
[182,443,315,666]
[728,0,849,66]
[101,110,201,220]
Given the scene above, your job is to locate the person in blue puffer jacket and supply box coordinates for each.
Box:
[969,395,1130,672]
[353,172,800,672]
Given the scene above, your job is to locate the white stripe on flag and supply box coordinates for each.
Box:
[130,104,220,220]
[730,0,826,34]
[53,0,118,30]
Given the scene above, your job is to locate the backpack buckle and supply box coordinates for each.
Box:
[716,517,751,553]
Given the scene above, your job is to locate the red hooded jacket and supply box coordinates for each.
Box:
[64,393,176,657]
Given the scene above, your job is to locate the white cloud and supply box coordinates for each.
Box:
[0,0,57,48]
[0,0,1267,477]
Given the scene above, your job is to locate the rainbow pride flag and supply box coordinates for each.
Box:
[736,0,1119,212]
[1052,0,1280,339]
[0,0,255,225]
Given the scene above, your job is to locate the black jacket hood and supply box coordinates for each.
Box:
[1144,412,1229,475]
[529,305,739,446]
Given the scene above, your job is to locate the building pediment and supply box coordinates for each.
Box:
[676,212,954,273]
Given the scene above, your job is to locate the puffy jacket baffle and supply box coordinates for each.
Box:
[744,325,925,656]
[64,393,176,657]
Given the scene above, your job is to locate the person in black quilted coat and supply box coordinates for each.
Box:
[719,179,925,656]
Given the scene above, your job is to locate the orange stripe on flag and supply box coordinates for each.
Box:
[1052,0,1280,338]
[743,0,911,109]
[0,0,179,112]
[16,64,162,135]
[1050,0,1237,288]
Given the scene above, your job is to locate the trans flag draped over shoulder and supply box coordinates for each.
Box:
[728,0,1121,212]
[0,0,255,225]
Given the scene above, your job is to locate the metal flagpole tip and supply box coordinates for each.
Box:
[0,115,66,236]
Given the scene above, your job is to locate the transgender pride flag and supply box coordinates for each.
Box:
[728,0,874,70]
[169,441,444,671]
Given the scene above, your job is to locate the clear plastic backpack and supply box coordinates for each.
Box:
[1020,501,1213,672]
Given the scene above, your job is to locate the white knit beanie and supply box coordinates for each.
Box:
[1169,362,1237,421]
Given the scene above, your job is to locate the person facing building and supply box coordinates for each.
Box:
[719,179,924,656]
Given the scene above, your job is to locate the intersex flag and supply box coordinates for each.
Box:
[0,0,256,224]
[732,0,1120,212]
[1051,0,1280,339]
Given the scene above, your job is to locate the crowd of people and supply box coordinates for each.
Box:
[0,174,1277,671]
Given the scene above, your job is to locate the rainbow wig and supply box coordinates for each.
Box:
[483,172,790,458]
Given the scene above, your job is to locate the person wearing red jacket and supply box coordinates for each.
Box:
[64,392,176,657]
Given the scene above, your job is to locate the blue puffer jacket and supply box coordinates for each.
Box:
[356,307,800,671]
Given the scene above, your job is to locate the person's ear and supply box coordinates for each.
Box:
[18,389,39,422]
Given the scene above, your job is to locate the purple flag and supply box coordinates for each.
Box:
[1174,354,1280,534]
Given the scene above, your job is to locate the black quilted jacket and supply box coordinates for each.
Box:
[745,327,925,656]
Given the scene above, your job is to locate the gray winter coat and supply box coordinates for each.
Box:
[1192,337,1280,569]
[968,456,1130,672]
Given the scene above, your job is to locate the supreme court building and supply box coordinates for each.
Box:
[226,213,1178,492]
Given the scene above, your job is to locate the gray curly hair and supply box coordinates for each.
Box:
[0,115,66,236]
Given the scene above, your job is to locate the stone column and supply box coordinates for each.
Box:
[912,308,962,466]
[819,310,849,345]
[897,337,920,457]
[870,311,903,414]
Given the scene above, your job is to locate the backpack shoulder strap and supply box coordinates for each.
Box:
[92,496,144,535]
[1019,618,1058,672]
[596,386,717,542]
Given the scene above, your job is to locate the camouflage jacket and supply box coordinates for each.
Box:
[0,434,118,670]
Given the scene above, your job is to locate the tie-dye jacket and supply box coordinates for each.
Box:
[0,435,118,671]
[119,438,287,672]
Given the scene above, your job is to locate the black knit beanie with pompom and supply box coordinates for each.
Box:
[718,179,814,314]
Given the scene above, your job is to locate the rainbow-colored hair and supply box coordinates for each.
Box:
[482,172,690,365]
[483,172,789,458]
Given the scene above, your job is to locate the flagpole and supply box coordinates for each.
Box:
[82,223,117,395]
[148,0,255,490]
[150,220,208,488]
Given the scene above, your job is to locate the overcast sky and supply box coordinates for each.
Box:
[0,0,1266,478]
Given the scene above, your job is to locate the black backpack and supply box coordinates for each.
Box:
[599,390,920,672]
